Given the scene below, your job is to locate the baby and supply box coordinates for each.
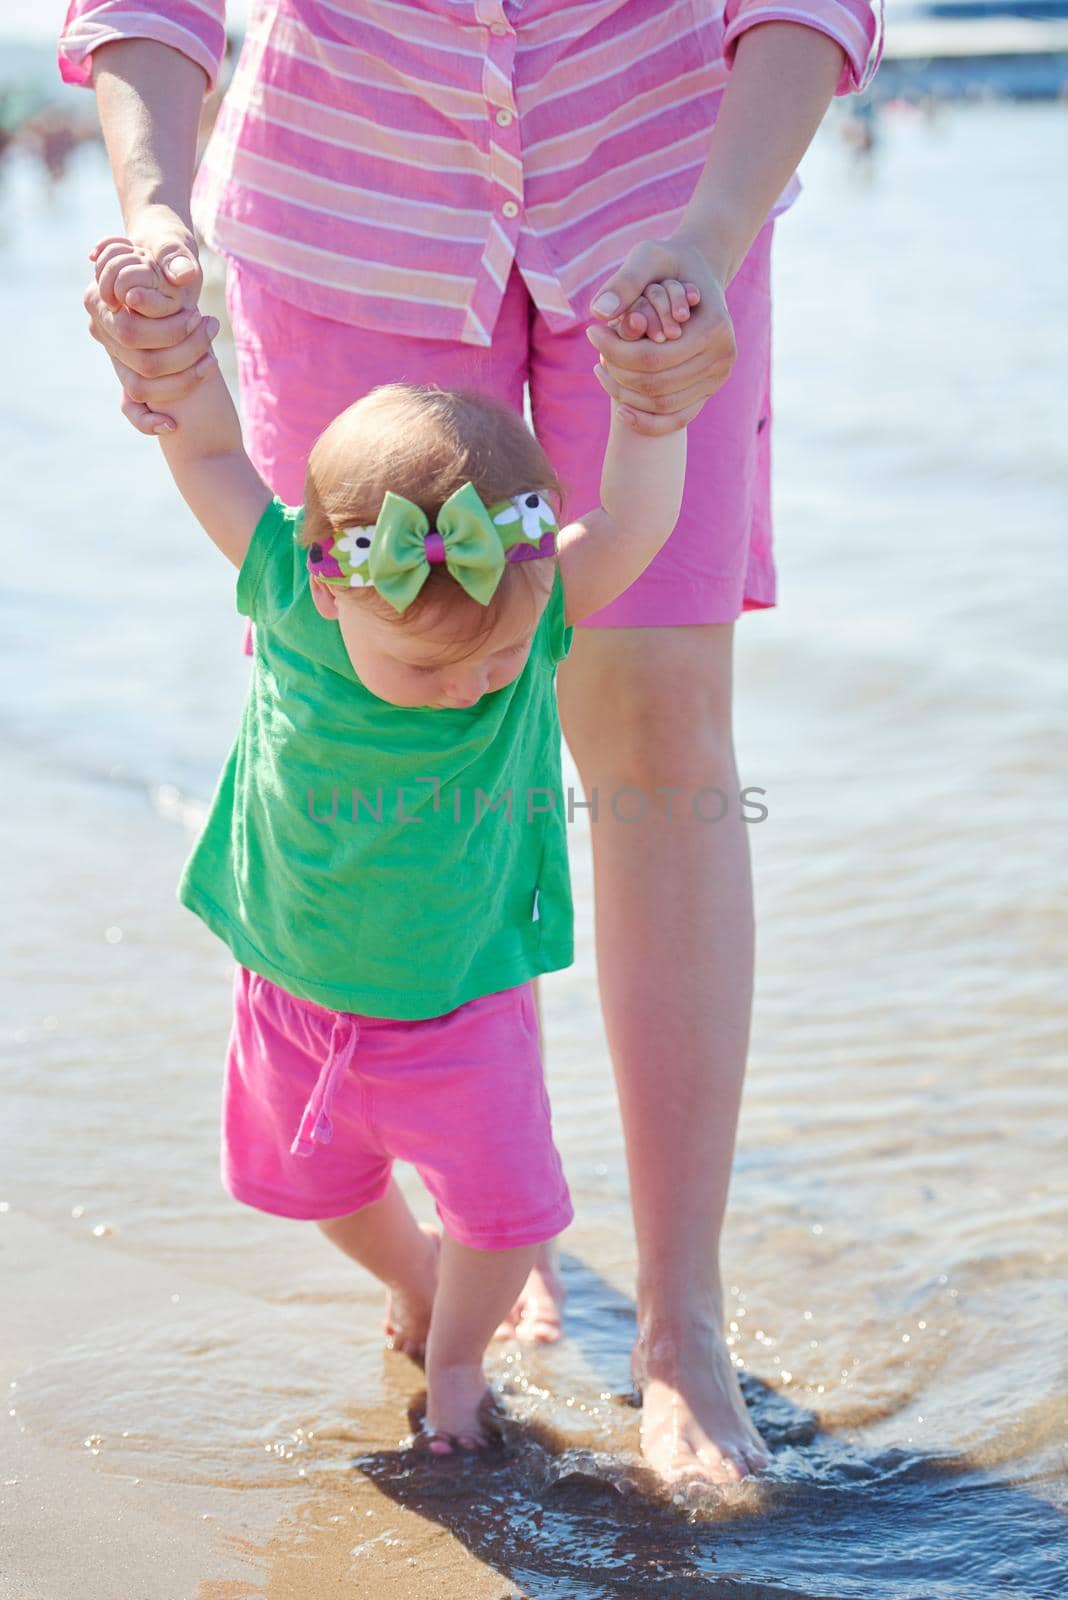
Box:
[91,236,698,1456]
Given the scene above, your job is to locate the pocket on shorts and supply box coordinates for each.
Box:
[470,981,536,1039]
[517,981,539,1040]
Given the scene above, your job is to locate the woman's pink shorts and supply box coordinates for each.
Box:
[225,221,776,632]
[222,966,574,1251]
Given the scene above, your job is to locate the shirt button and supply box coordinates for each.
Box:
[490,21,508,35]
[501,199,519,218]
[495,109,513,127]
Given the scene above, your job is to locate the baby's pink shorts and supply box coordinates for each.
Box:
[225,219,776,638]
[222,965,574,1251]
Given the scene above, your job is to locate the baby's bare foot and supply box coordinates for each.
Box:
[383,1223,440,1362]
[421,1364,505,1455]
[633,1313,770,1488]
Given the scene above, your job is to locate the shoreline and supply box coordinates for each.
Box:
[0,1210,532,1600]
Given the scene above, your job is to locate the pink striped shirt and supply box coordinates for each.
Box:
[59,0,884,346]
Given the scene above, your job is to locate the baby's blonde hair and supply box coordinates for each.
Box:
[300,384,567,656]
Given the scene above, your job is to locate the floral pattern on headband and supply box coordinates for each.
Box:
[333,525,376,581]
[493,492,557,544]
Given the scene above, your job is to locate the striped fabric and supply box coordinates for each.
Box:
[59,0,884,346]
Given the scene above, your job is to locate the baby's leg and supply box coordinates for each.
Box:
[318,1176,440,1359]
[423,1234,539,1452]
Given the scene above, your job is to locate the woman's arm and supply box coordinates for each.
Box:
[670,19,854,286]
[78,36,222,429]
[585,18,876,436]
[92,39,205,253]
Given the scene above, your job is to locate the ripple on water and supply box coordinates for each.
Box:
[9,1286,1068,1598]
[9,1306,396,1489]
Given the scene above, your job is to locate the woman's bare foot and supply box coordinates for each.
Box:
[420,1365,505,1456]
[632,1312,770,1487]
[383,1223,440,1362]
[491,1238,566,1343]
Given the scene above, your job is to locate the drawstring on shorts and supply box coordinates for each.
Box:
[290,1012,361,1157]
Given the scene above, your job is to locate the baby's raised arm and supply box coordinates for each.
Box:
[556,279,695,625]
[92,239,270,569]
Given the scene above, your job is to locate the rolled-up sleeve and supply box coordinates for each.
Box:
[721,0,885,96]
[58,0,226,92]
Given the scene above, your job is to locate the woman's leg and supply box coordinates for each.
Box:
[556,623,769,1485]
[534,222,777,1484]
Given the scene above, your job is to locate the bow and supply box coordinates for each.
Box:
[308,482,559,614]
[370,482,505,613]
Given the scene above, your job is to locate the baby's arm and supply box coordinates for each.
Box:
[159,365,271,570]
[556,281,692,625]
[94,240,270,569]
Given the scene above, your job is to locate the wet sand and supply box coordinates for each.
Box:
[2,97,1067,1598]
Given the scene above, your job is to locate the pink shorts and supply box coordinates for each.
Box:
[225,222,776,635]
[222,966,574,1251]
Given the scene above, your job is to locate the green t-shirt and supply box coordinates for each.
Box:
[178,498,575,1019]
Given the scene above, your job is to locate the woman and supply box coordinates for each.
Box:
[59,0,883,1488]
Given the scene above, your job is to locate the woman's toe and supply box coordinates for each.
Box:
[684,1446,744,1486]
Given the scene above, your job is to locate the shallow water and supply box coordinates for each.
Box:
[3,97,1067,1598]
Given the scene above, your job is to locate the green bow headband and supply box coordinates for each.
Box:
[306,481,559,614]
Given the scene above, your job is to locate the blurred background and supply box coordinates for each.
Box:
[1,5,1066,1599]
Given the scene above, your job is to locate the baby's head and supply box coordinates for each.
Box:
[301,384,564,709]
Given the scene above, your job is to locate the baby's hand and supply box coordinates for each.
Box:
[89,235,184,316]
[613,278,701,344]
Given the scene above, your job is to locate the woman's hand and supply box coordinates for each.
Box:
[585,233,737,436]
[84,206,219,435]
